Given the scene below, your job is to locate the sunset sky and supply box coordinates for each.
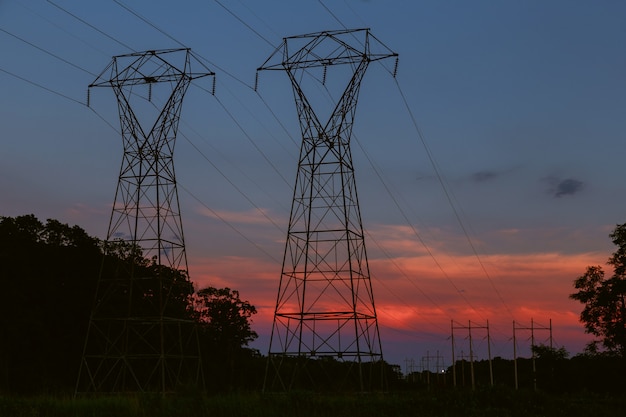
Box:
[2,1,626,369]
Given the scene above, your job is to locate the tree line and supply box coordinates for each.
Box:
[0,214,261,394]
[1,214,625,395]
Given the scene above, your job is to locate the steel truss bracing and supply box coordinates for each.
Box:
[258,29,398,391]
[76,48,214,394]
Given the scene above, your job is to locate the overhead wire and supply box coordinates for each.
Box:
[17,2,111,57]
[108,0,515,343]
[41,0,293,247]
[12,0,524,354]
[46,0,135,52]
[178,129,287,233]
[178,182,282,265]
[0,65,83,105]
[111,0,256,91]
[316,0,517,325]
[356,137,489,321]
[220,0,483,337]
[213,0,274,47]
[66,1,298,263]
[392,78,516,321]
[8,1,284,269]
[310,3,491,320]
[110,0,293,189]
[211,94,291,188]
[0,27,96,77]
[0,25,118,135]
[314,1,521,346]
[235,0,282,40]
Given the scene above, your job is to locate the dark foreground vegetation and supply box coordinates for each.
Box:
[2,215,626,416]
[1,388,626,417]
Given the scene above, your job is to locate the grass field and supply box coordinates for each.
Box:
[2,388,626,417]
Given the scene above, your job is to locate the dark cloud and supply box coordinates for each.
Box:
[554,178,584,197]
[471,171,498,182]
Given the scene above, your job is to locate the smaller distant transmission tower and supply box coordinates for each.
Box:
[77,48,214,394]
[258,29,397,391]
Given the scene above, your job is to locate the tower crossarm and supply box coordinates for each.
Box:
[257,28,397,72]
[89,48,214,88]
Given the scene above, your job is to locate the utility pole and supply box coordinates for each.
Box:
[451,320,456,386]
[258,29,398,392]
[420,351,444,388]
[76,49,214,395]
[405,358,416,382]
[451,320,492,388]
[513,318,553,390]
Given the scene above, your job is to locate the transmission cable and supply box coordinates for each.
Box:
[179,130,286,233]
[18,2,110,57]
[46,0,135,52]
[355,136,488,321]
[111,0,256,90]
[178,182,281,265]
[213,5,451,332]
[280,5,493,328]
[322,2,504,320]
[393,77,516,321]
[318,0,349,31]
[211,94,291,187]
[245,2,478,327]
[236,0,282,40]
[0,28,96,77]
[366,236,451,333]
[107,0,293,190]
[213,0,274,47]
[0,66,84,105]
[136,90,291,232]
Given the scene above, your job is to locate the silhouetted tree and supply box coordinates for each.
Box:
[0,215,264,394]
[192,287,259,391]
[571,223,626,357]
[0,215,101,393]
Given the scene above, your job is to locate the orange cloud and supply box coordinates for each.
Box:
[183,218,608,360]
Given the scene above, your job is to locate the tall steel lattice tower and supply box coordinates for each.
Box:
[77,48,214,394]
[258,29,398,391]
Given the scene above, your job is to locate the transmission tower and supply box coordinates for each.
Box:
[257,29,398,391]
[76,48,214,394]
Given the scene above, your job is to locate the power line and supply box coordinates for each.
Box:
[180,130,286,233]
[355,136,488,321]
[178,182,281,265]
[214,0,274,47]
[0,66,84,105]
[317,0,349,31]
[75,2,296,247]
[0,27,96,77]
[235,0,282,40]
[311,2,483,321]
[315,0,507,328]
[15,0,506,352]
[111,0,186,48]
[248,1,491,333]
[17,2,111,58]
[211,93,291,187]
[393,77,516,321]
[46,0,135,52]
[111,0,514,335]
[0,67,119,137]
[112,0,256,90]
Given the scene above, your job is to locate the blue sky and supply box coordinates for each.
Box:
[2,0,626,369]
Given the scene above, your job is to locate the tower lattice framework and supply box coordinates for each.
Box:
[77,48,214,394]
[258,29,397,391]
